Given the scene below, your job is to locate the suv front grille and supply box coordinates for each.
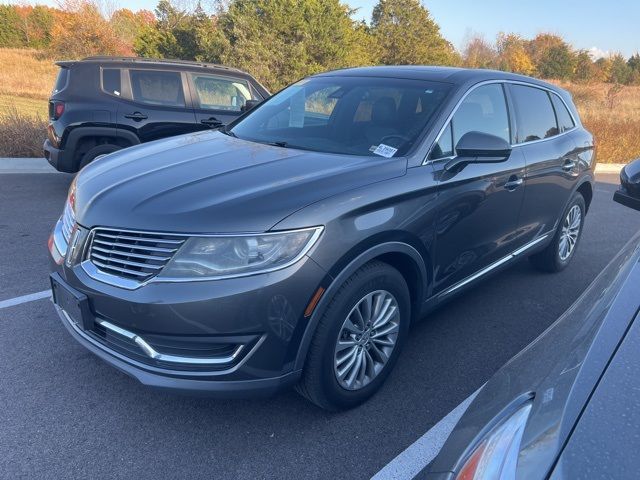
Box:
[88,229,186,282]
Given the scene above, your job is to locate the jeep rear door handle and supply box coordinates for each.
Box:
[124,112,148,121]
[504,177,523,191]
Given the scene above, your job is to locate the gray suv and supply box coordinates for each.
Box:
[49,67,595,410]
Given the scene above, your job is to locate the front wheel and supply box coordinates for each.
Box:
[529,192,586,272]
[296,261,410,410]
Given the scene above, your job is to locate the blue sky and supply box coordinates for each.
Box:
[5,0,638,57]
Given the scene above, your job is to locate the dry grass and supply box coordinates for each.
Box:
[0,48,57,102]
[555,81,640,164]
[0,106,48,157]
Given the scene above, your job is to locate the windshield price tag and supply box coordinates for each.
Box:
[373,144,398,158]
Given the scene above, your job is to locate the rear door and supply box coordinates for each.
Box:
[116,68,197,143]
[187,72,264,129]
[429,83,527,294]
[507,84,579,243]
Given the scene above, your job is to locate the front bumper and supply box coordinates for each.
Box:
[49,238,328,396]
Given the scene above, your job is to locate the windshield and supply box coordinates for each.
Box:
[229,76,451,157]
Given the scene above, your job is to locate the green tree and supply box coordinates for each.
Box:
[210,0,375,91]
[0,5,24,48]
[608,53,633,84]
[527,33,575,79]
[371,0,457,66]
[572,50,598,83]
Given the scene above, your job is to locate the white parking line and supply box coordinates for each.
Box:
[0,290,51,309]
[371,387,482,480]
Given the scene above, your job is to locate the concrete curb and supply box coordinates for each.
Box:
[0,157,627,175]
[0,158,56,174]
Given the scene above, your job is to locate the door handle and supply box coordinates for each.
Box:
[504,177,523,191]
[562,158,577,171]
[200,117,224,128]
[124,112,148,121]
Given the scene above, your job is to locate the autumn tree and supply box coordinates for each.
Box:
[371,0,457,66]
[573,50,599,83]
[527,33,575,79]
[496,33,534,75]
[462,35,497,69]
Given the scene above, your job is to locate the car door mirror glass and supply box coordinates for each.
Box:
[614,158,640,211]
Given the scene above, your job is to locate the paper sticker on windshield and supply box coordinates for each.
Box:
[373,144,398,158]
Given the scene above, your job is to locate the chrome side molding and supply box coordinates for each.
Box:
[439,234,549,298]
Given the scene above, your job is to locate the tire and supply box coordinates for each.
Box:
[78,143,122,170]
[529,192,586,273]
[295,261,411,411]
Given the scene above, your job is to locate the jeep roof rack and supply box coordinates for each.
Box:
[79,56,245,73]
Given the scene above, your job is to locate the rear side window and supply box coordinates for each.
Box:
[551,94,575,133]
[510,85,558,143]
[191,74,255,111]
[102,68,121,97]
[52,68,69,94]
[130,70,185,107]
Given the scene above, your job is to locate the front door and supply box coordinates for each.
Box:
[429,83,526,294]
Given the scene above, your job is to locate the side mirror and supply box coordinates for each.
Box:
[241,99,262,112]
[613,158,640,211]
[445,131,512,172]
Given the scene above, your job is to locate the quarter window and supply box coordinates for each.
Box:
[551,94,575,133]
[191,74,254,111]
[130,70,185,107]
[102,68,121,96]
[428,123,453,160]
[510,85,558,143]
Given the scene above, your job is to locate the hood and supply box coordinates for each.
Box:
[75,130,406,233]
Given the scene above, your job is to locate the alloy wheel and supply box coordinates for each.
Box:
[559,204,582,261]
[333,290,400,391]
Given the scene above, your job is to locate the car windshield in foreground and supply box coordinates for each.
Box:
[229,76,451,157]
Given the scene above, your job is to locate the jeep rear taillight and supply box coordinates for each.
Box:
[51,101,65,120]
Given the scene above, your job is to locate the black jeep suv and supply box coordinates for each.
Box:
[43,57,269,173]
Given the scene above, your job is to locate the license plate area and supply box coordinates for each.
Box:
[50,273,94,331]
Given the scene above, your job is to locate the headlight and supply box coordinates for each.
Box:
[158,227,323,279]
[456,402,532,480]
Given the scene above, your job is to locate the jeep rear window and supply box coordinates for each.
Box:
[52,67,69,94]
[129,70,185,107]
[102,68,121,96]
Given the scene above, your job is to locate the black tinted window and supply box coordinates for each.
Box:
[452,84,510,145]
[130,70,185,107]
[53,68,68,94]
[511,85,558,143]
[102,68,121,96]
[551,94,575,133]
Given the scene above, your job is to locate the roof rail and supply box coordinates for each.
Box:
[80,56,243,72]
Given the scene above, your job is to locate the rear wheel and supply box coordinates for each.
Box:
[78,143,122,170]
[296,261,410,410]
[529,192,586,272]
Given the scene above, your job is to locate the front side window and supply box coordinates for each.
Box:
[510,85,558,143]
[191,74,255,111]
[229,77,450,157]
[129,70,185,107]
[452,84,510,145]
[551,94,575,133]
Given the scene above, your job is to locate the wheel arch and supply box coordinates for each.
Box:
[293,241,430,371]
[62,126,140,170]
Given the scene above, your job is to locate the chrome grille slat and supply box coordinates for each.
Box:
[90,252,165,270]
[61,202,75,242]
[91,245,167,261]
[94,232,184,244]
[92,238,178,253]
[87,228,186,283]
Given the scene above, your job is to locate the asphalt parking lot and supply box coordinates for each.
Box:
[1,170,640,479]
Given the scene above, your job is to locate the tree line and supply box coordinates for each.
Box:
[1,0,638,91]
